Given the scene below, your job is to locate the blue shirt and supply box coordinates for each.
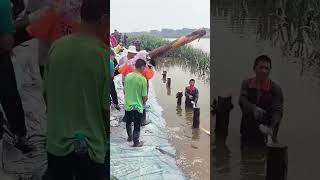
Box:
[110,59,115,74]
[0,0,15,33]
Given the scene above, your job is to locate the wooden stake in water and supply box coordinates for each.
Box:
[176,92,183,105]
[166,77,171,88]
[193,107,200,128]
[167,87,171,96]
[162,71,167,79]
[214,96,233,137]
[266,143,288,180]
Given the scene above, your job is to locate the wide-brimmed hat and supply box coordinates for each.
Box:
[127,45,138,54]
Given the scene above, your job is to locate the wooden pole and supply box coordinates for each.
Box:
[166,78,171,88]
[193,107,200,128]
[167,87,171,95]
[214,96,233,137]
[148,29,206,59]
[162,78,167,84]
[162,71,167,79]
[176,92,183,105]
[266,144,288,180]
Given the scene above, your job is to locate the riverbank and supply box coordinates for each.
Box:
[110,75,185,179]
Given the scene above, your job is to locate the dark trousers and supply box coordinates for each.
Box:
[110,79,118,105]
[185,97,197,108]
[0,52,26,137]
[39,65,45,78]
[125,110,142,144]
[47,152,107,180]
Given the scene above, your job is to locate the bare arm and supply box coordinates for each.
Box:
[142,96,148,104]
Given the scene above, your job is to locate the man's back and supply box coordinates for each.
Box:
[124,72,147,114]
[46,34,109,163]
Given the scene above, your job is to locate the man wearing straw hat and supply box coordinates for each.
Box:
[119,45,139,66]
[118,45,139,86]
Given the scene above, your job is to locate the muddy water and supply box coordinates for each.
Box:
[167,38,210,54]
[153,55,210,180]
[212,0,320,180]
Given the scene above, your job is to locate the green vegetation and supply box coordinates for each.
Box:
[126,28,210,38]
[127,34,210,78]
[213,0,320,75]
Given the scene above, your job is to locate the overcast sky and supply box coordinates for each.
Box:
[111,0,210,32]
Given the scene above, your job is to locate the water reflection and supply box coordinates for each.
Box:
[176,105,183,117]
[191,128,201,149]
[192,128,200,141]
[240,143,266,180]
[184,107,194,126]
[166,87,171,95]
[212,137,231,175]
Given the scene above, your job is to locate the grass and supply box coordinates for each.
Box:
[219,0,320,73]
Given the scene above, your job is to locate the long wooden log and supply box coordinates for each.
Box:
[148,29,207,59]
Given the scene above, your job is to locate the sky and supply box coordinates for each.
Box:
[110,0,210,32]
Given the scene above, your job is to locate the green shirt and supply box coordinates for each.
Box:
[46,34,109,164]
[124,72,148,113]
[110,59,114,74]
[0,0,15,33]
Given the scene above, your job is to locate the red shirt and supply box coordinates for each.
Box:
[110,35,117,47]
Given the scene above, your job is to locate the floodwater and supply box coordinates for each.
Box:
[152,40,210,179]
[212,0,320,180]
[167,38,211,54]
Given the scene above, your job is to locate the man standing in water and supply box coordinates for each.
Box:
[45,0,109,179]
[185,79,199,107]
[239,55,283,145]
[124,59,148,147]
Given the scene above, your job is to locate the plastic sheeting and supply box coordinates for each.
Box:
[0,40,47,179]
[110,75,185,180]
[0,38,185,179]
